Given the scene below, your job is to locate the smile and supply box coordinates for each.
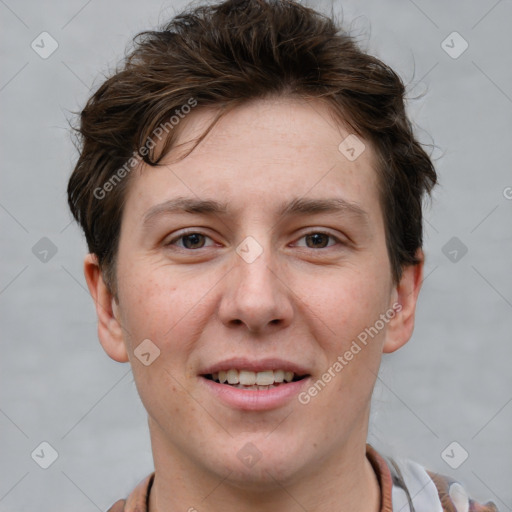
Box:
[199,359,311,410]
[203,369,307,390]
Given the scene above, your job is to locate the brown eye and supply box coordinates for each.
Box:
[305,233,331,248]
[166,232,214,250]
[295,231,340,249]
[180,233,206,249]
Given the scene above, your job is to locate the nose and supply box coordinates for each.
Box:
[217,245,294,334]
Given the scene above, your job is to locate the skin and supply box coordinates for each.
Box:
[84,96,423,512]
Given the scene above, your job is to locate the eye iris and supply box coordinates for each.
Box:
[306,233,329,248]
[183,233,205,249]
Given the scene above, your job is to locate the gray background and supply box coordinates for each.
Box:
[1,0,511,510]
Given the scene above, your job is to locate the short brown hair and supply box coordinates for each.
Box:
[67,0,437,298]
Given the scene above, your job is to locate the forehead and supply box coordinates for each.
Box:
[124,97,382,226]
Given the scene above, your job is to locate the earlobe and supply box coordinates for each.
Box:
[83,253,129,363]
[383,250,424,354]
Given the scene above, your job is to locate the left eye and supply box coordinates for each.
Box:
[294,232,340,249]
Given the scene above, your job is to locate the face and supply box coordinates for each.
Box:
[86,96,421,488]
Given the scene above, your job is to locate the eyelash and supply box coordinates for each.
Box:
[165,230,344,251]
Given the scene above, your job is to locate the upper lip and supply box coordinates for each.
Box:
[199,357,311,376]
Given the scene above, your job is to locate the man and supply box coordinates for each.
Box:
[67,0,498,510]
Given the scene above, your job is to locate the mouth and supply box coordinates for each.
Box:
[202,369,309,390]
[198,359,312,410]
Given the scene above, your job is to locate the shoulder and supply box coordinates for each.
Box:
[105,472,155,512]
[385,453,499,512]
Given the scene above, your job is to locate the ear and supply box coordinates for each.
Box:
[83,253,129,362]
[383,249,424,354]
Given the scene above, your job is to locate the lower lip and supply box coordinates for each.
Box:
[199,376,310,411]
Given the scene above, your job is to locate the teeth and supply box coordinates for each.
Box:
[210,369,299,385]
[255,370,274,386]
[273,369,284,383]
[239,370,256,385]
[227,369,239,385]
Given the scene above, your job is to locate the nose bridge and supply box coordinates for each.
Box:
[218,234,293,332]
[236,239,277,294]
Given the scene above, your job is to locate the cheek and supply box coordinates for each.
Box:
[117,261,185,340]
[134,364,198,437]
[117,263,217,370]
[121,279,177,343]
[325,271,392,388]
[118,272,199,415]
[313,266,392,347]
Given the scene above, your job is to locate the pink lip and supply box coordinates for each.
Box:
[199,357,310,375]
[199,376,311,411]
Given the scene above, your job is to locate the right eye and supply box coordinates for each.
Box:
[165,231,216,250]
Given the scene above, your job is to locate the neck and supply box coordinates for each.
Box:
[147,420,381,512]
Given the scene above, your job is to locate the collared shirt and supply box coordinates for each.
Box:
[106,445,499,512]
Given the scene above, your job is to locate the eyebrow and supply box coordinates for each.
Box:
[142,196,369,227]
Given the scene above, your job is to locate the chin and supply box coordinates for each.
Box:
[202,440,312,490]
[218,460,301,491]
